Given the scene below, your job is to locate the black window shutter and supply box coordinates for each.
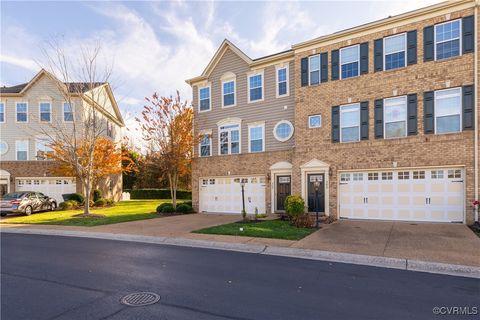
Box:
[423,91,435,134]
[374,99,384,138]
[332,106,340,143]
[374,39,383,72]
[360,42,369,75]
[407,30,417,65]
[423,26,434,62]
[407,93,418,135]
[360,101,369,140]
[331,50,339,80]
[462,15,474,54]
[462,85,474,130]
[320,52,328,83]
[301,57,309,87]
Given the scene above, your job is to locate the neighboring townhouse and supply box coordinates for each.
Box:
[187,0,479,225]
[0,69,125,202]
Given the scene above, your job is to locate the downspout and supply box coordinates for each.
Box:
[475,1,479,223]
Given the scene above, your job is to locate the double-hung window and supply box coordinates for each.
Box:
[0,102,4,123]
[16,140,28,160]
[435,87,461,134]
[248,73,263,102]
[63,102,74,122]
[435,20,461,60]
[340,45,359,79]
[277,67,288,96]
[308,55,320,85]
[199,86,211,112]
[384,33,406,70]
[248,123,264,153]
[340,104,360,142]
[199,134,211,157]
[384,96,407,139]
[39,102,51,122]
[219,124,240,155]
[35,137,53,160]
[222,80,235,107]
[16,102,28,122]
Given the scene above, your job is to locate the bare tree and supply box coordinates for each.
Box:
[38,39,116,216]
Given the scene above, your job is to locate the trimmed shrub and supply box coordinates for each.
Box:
[160,204,175,213]
[93,189,102,202]
[59,200,79,210]
[284,195,305,220]
[94,198,107,207]
[176,204,193,214]
[183,201,193,207]
[156,202,173,213]
[105,198,115,206]
[124,189,192,200]
[66,193,84,204]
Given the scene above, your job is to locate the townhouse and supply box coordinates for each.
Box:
[0,70,125,202]
[187,0,479,224]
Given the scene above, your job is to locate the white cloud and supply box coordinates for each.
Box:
[0,55,38,72]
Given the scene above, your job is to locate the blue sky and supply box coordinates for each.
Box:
[1,0,441,134]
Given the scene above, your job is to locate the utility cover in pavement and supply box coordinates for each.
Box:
[120,292,160,307]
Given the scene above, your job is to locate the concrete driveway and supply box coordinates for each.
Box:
[293,220,480,267]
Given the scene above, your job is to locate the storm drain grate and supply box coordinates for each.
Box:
[120,292,160,307]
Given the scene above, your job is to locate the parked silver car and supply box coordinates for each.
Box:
[0,192,57,216]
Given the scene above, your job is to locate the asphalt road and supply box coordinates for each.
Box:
[1,233,479,320]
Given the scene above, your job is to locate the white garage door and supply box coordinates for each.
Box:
[199,176,266,214]
[339,168,464,223]
[16,178,76,203]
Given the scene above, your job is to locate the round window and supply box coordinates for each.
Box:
[0,141,8,155]
[274,120,294,142]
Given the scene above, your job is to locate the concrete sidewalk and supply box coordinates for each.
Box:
[2,213,479,268]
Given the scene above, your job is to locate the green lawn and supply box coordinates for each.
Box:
[2,200,178,227]
[193,219,316,240]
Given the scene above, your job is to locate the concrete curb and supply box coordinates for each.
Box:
[2,227,479,279]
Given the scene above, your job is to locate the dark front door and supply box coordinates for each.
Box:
[307,173,325,212]
[276,175,291,211]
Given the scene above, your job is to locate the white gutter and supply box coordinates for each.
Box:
[475,1,479,223]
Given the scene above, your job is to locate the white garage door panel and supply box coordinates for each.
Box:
[339,168,464,223]
[199,176,266,214]
[16,178,76,203]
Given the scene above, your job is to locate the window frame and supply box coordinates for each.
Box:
[15,140,29,161]
[35,136,53,161]
[273,120,294,142]
[198,85,211,112]
[63,102,75,122]
[383,95,408,139]
[218,122,241,155]
[339,103,361,143]
[0,102,5,123]
[248,122,265,153]
[276,65,289,97]
[339,44,360,80]
[383,33,407,71]
[39,101,52,123]
[434,19,462,61]
[247,71,264,103]
[221,79,236,108]
[308,114,322,128]
[308,54,320,86]
[15,102,28,123]
[199,133,212,157]
[434,87,462,135]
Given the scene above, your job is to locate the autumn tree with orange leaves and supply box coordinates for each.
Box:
[136,92,195,209]
[48,138,136,198]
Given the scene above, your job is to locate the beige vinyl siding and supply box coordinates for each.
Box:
[193,48,295,157]
[0,75,121,161]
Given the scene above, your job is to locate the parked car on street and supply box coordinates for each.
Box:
[0,192,57,216]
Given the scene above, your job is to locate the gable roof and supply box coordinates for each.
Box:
[0,69,125,127]
[185,39,293,85]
